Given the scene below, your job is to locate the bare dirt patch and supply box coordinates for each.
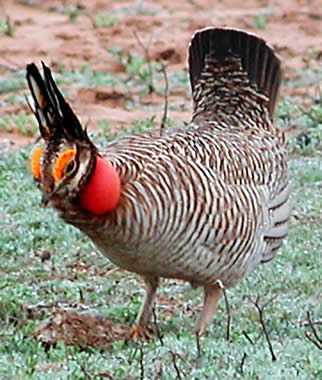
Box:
[0,0,321,149]
[35,306,128,349]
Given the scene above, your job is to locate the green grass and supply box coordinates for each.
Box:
[0,70,26,95]
[0,111,38,137]
[251,12,273,30]
[94,13,119,28]
[53,66,121,90]
[277,99,322,153]
[50,4,86,22]
[0,110,321,378]
[0,16,14,37]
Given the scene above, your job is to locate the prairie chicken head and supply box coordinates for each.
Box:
[27,63,121,215]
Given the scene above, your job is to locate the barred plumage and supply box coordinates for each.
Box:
[27,27,290,337]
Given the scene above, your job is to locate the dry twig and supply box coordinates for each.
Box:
[248,295,277,361]
[78,361,92,380]
[240,352,248,374]
[133,30,154,94]
[195,332,203,359]
[152,307,164,346]
[222,285,231,341]
[305,311,322,350]
[139,347,145,380]
[242,330,255,345]
[314,85,321,105]
[170,351,186,380]
[159,62,169,134]
[69,350,92,379]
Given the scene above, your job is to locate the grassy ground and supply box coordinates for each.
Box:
[0,75,321,378]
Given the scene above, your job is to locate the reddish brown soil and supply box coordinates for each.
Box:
[0,0,321,149]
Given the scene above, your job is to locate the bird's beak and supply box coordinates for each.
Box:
[41,192,52,207]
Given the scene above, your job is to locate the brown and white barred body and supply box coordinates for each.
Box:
[27,27,291,335]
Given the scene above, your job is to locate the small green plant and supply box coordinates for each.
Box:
[252,12,272,30]
[55,66,120,88]
[130,115,157,133]
[97,120,114,140]
[127,52,163,93]
[126,52,150,79]
[94,13,119,28]
[0,16,13,37]
[134,7,157,17]
[108,46,165,93]
[278,100,322,153]
[302,103,322,127]
[102,115,157,141]
[96,117,158,143]
[276,99,301,126]
[0,70,26,95]
[54,4,85,22]
[0,111,38,137]
[108,46,126,62]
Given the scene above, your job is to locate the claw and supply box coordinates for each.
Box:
[125,324,154,342]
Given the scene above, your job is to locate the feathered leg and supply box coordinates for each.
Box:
[127,275,159,340]
[195,282,223,336]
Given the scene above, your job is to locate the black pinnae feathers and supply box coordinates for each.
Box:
[26,63,48,109]
[26,63,53,139]
[26,62,93,145]
[41,63,85,141]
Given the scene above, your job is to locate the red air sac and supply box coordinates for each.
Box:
[80,157,121,215]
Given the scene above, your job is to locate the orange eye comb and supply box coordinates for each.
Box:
[30,147,44,180]
[53,148,76,181]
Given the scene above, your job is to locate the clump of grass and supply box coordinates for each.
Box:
[130,115,157,133]
[54,65,120,89]
[95,116,158,143]
[0,70,26,95]
[0,111,38,137]
[52,4,85,22]
[252,12,272,30]
[96,120,114,141]
[277,99,322,154]
[125,52,157,82]
[285,68,322,89]
[94,13,119,28]
[109,47,163,94]
[302,103,322,128]
[0,16,14,37]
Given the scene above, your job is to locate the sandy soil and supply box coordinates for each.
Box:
[0,0,321,149]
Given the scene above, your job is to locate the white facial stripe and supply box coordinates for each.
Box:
[74,159,88,184]
[30,76,45,108]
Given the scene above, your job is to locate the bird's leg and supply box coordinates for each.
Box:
[135,275,159,326]
[127,275,159,340]
[194,281,224,336]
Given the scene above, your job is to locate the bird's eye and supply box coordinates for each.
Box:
[65,159,75,174]
[53,148,77,181]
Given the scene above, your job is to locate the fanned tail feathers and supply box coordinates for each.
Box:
[189,27,282,123]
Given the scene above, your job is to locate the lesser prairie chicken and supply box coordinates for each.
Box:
[27,27,290,337]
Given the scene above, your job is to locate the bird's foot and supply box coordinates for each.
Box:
[125,324,154,342]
